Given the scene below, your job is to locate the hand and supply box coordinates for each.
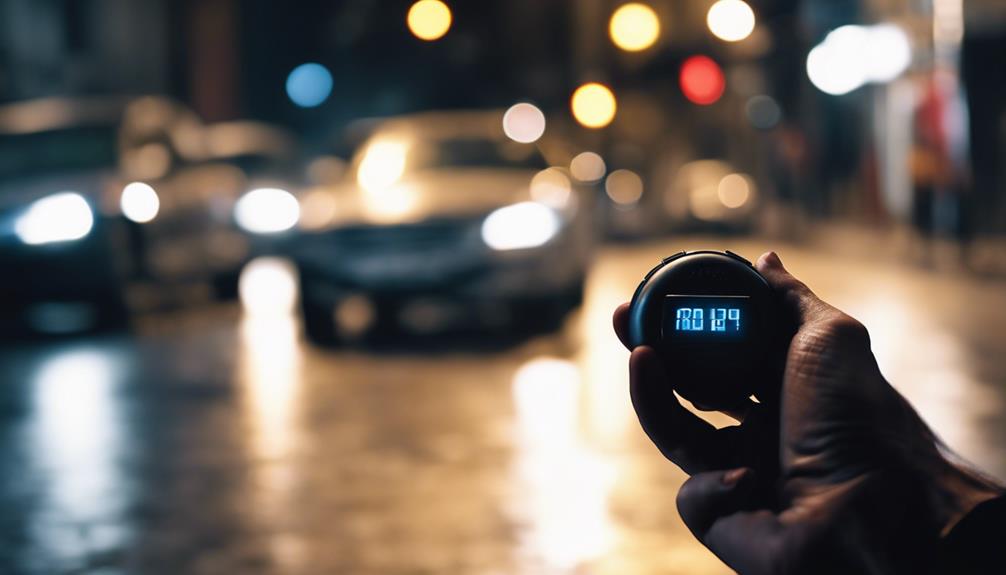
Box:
[613,252,1002,574]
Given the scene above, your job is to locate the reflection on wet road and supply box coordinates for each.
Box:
[1,237,1004,574]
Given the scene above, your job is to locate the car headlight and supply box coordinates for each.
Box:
[15,192,94,246]
[234,188,300,234]
[481,201,560,251]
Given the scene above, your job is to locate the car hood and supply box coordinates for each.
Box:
[304,168,539,228]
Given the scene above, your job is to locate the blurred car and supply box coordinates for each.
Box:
[124,120,302,307]
[0,95,204,334]
[290,110,592,345]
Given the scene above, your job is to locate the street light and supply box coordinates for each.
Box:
[570,83,617,129]
[407,0,452,41]
[706,0,756,43]
[609,3,661,52]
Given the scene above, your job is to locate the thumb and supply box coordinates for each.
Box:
[755,251,834,327]
[677,469,784,574]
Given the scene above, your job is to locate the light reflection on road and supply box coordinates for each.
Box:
[510,357,618,570]
[28,346,132,570]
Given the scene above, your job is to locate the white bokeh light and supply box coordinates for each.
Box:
[706,0,756,42]
[865,24,912,83]
[239,257,299,317]
[481,202,560,251]
[807,24,912,96]
[120,182,160,223]
[502,103,546,144]
[235,188,301,234]
[16,192,94,245]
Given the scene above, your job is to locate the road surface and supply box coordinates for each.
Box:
[1,236,1003,574]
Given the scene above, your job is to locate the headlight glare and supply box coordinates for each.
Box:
[15,192,94,245]
[481,201,560,251]
[234,188,300,234]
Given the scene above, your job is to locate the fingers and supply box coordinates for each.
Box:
[615,303,752,422]
[613,302,632,349]
[629,346,736,473]
[755,251,833,327]
[677,469,784,574]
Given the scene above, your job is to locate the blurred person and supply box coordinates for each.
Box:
[910,69,973,268]
[613,252,1004,574]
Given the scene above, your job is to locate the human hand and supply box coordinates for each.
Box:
[613,252,1002,574]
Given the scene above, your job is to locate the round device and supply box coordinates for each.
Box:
[627,250,784,409]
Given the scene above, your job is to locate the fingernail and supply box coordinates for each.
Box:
[763,251,782,268]
[722,468,748,486]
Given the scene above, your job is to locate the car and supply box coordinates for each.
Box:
[0,94,263,331]
[289,110,593,345]
[0,95,204,335]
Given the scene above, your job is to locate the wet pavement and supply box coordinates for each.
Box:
[1,236,1004,574]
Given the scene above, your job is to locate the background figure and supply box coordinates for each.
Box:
[910,68,972,267]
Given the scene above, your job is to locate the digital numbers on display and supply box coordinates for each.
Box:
[675,307,741,333]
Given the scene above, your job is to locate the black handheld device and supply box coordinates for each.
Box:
[627,250,784,410]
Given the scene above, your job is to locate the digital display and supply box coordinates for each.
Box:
[662,295,750,339]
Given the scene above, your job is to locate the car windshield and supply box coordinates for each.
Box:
[353,135,549,180]
[417,137,548,171]
[0,125,118,180]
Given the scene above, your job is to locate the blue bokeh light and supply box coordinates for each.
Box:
[285,63,333,108]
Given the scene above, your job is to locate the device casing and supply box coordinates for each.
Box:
[628,250,783,409]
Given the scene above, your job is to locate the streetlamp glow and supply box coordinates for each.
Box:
[570,83,617,129]
[407,0,452,41]
[609,3,661,52]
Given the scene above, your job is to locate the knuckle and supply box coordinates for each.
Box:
[819,314,871,349]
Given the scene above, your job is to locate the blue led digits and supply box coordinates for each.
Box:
[675,307,740,332]
[662,295,749,340]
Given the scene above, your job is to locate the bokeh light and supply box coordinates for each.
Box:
[503,103,547,143]
[239,257,299,317]
[570,83,617,129]
[745,95,781,130]
[680,56,726,105]
[806,26,869,96]
[806,24,911,96]
[865,24,911,83]
[609,3,661,52]
[407,0,452,41]
[120,182,160,224]
[234,188,301,234]
[569,152,606,183]
[285,63,333,108]
[15,192,94,245]
[481,202,560,251]
[357,141,408,191]
[604,169,643,206]
[530,168,573,209]
[706,0,756,42]
[717,173,751,208]
[297,189,338,230]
